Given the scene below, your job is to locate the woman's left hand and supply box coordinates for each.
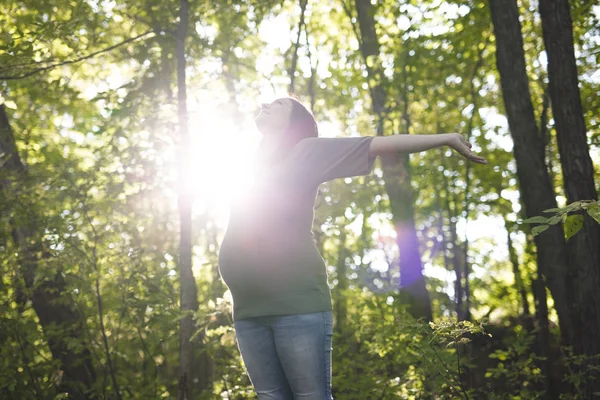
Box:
[446,133,488,164]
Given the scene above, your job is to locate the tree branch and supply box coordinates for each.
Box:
[0,30,157,80]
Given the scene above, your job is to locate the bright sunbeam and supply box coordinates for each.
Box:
[184,97,261,213]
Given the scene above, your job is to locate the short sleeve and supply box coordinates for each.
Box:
[288,136,376,184]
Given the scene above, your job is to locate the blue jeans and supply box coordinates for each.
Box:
[234,311,334,400]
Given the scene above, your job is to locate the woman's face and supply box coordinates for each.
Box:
[255,98,293,135]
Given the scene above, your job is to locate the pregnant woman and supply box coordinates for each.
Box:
[218,97,487,400]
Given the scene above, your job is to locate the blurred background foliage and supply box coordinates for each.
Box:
[1,0,599,398]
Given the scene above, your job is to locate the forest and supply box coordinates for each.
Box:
[1,0,599,399]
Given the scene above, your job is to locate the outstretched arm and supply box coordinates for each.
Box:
[368,133,487,164]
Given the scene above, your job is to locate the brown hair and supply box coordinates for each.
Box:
[260,97,318,164]
[285,97,318,143]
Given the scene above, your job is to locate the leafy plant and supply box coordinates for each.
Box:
[560,347,600,399]
[483,328,545,399]
[522,200,600,240]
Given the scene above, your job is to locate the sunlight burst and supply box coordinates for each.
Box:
[184,98,260,213]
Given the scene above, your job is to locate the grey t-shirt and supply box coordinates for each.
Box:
[218,136,375,320]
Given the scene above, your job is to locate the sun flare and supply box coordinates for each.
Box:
[183,99,261,212]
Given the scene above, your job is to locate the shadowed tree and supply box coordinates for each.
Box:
[538,0,600,395]
[175,0,203,398]
[349,0,432,321]
[0,105,97,399]
[488,0,573,395]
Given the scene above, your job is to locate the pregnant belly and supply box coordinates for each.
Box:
[218,232,324,294]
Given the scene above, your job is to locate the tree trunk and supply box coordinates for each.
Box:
[488,0,571,344]
[0,105,96,399]
[334,228,348,335]
[531,269,553,397]
[352,0,432,321]
[175,0,207,398]
[305,25,318,114]
[462,43,488,322]
[438,151,465,320]
[538,0,600,395]
[505,220,531,323]
[289,0,308,94]
[489,1,572,396]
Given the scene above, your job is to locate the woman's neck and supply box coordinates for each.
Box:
[257,134,285,162]
[259,135,279,154]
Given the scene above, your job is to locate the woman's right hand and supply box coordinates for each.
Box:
[446,133,488,164]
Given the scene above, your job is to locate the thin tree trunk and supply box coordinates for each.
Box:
[289,0,308,94]
[175,0,202,398]
[0,105,96,399]
[488,0,571,344]
[505,220,531,322]
[350,0,432,321]
[462,41,488,322]
[527,235,555,399]
[334,228,348,335]
[85,218,121,400]
[305,25,318,114]
[505,217,535,344]
[440,156,464,320]
[431,134,453,313]
[433,163,452,276]
[539,0,600,395]
[435,129,466,320]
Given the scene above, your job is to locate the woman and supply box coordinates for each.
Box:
[218,97,487,400]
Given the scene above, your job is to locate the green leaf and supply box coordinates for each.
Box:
[565,202,584,213]
[543,207,562,213]
[523,216,549,224]
[586,205,600,224]
[564,215,584,241]
[3,100,17,109]
[532,225,550,236]
[548,214,564,225]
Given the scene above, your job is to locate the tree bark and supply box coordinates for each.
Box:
[305,25,318,114]
[334,228,348,335]
[488,0,571,344]
[443,175,465,320]
[289,0,308,94]
[505,220,531,322]
[175,0,207,398]
[461,42,488,322]
[531,259,554,397]
[351,0,432,321]
[489,1,573,396]
[0,104,96,399]
[538,0,600,395]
